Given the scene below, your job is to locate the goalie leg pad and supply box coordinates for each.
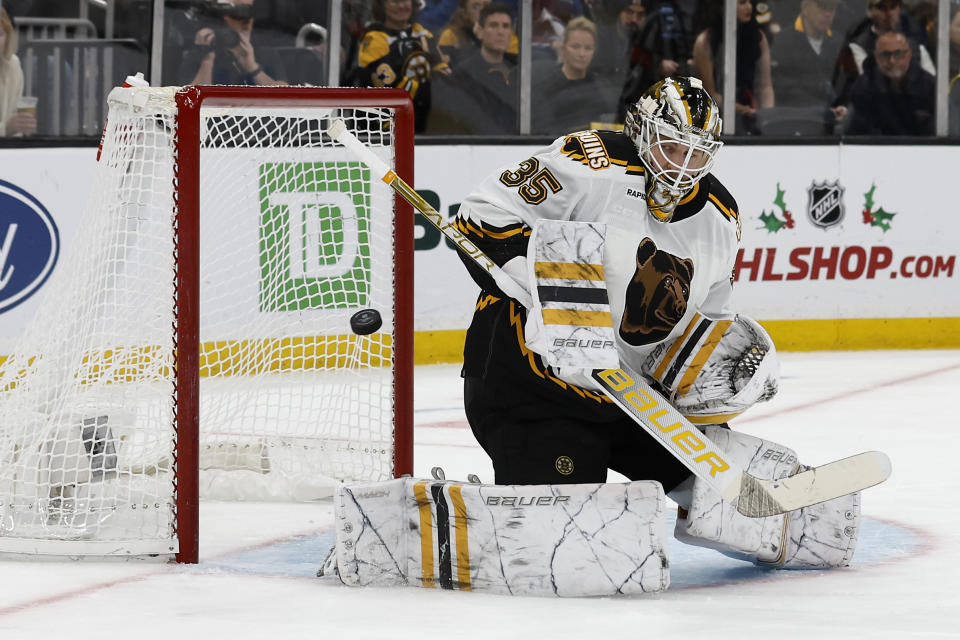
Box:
[642,313,779,424]
[674,426,860,568]
[330,477,670,595]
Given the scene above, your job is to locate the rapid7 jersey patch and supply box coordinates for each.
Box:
[499,157,563,205]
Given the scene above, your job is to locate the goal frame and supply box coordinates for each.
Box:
[173,86,415,563]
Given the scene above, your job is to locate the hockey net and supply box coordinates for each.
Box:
[0,86,414,561]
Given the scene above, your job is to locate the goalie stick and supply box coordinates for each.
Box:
[326,119,533,310]
[325,118,892,518]
[592,365,890,516]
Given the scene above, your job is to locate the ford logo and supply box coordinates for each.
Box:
[0,180,59,314]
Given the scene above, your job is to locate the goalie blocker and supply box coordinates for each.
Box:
[322,476,670,596]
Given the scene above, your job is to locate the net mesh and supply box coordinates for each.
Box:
[0,87,402,555]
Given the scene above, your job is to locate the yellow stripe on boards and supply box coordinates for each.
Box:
[4,319,956,391]
[534,261,605,281]
[413,481,436,588]
[199,335,393,377]
[448,484,472,591]
[541,309,613,327]
[0,335,395,391]
[677,320,732,396]
[402,318,960,366]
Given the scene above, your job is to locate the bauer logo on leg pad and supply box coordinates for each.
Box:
[485,495,570,506]
[760,448,797,467]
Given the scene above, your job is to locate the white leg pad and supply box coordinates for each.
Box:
[675,425,860,568]
[330,477,670,595]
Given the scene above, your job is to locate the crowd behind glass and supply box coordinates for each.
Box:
[1,0,959,138]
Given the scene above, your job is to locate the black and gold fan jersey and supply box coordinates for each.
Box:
[355,22,448,131]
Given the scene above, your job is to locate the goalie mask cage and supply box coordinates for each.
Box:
[0,86,415,563]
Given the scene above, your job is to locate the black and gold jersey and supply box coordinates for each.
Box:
[354,22,449,132]
[356,22,449,94]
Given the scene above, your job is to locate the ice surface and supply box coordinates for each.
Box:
[0,351,956,639]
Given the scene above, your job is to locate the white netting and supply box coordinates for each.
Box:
[0,86,403,556]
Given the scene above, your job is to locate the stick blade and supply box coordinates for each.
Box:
[737,451,891,518]
[326,118,346,141]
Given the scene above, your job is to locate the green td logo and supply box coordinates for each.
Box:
[258,162,371,311]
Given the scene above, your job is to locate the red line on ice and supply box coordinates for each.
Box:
[0,526,329,617]
[736,362,960,425]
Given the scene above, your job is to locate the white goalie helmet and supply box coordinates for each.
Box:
[625,76,723,222]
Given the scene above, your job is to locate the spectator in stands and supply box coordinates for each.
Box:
[950,72,960,136]
[428,2,517,133]
[532,0,568,61]
[836,0,934,102]
[761,0,860,49]
[437,0,519,68]
[950,5,960,78]
[0,8,36,137]
[769,0,847,133]
[951,7,960,136]
[846,31,934,135]
[590,0,645,84]
[418,0,461,35]
[692,0,774,135]
[903,0,936,50]
[619,0,695,120]
[533,17,617,133]
[181,0,289,86]
[351,0,450,132]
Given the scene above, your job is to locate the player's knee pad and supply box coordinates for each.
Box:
[643,313,779,424]
[674,426,860,569]
[323,476,670,595]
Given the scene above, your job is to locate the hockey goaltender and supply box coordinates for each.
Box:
[318,77,868,596]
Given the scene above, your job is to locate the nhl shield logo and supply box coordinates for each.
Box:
[807,181,845,228]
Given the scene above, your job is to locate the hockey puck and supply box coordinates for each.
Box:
[350,309,382,336]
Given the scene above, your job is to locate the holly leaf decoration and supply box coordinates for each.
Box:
[773,183,788,213]
[869,207,896,231]
[863,184,876,212]
[759,210,787,232]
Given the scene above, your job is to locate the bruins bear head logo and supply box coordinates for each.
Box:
[619,237,694,346]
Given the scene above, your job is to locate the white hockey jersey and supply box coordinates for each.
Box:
[456,129,741,381]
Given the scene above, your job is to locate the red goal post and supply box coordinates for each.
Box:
[174,86,415,563]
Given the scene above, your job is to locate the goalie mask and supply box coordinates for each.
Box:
[625,76,723,222]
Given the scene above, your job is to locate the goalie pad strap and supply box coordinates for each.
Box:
[332,477,670,596]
